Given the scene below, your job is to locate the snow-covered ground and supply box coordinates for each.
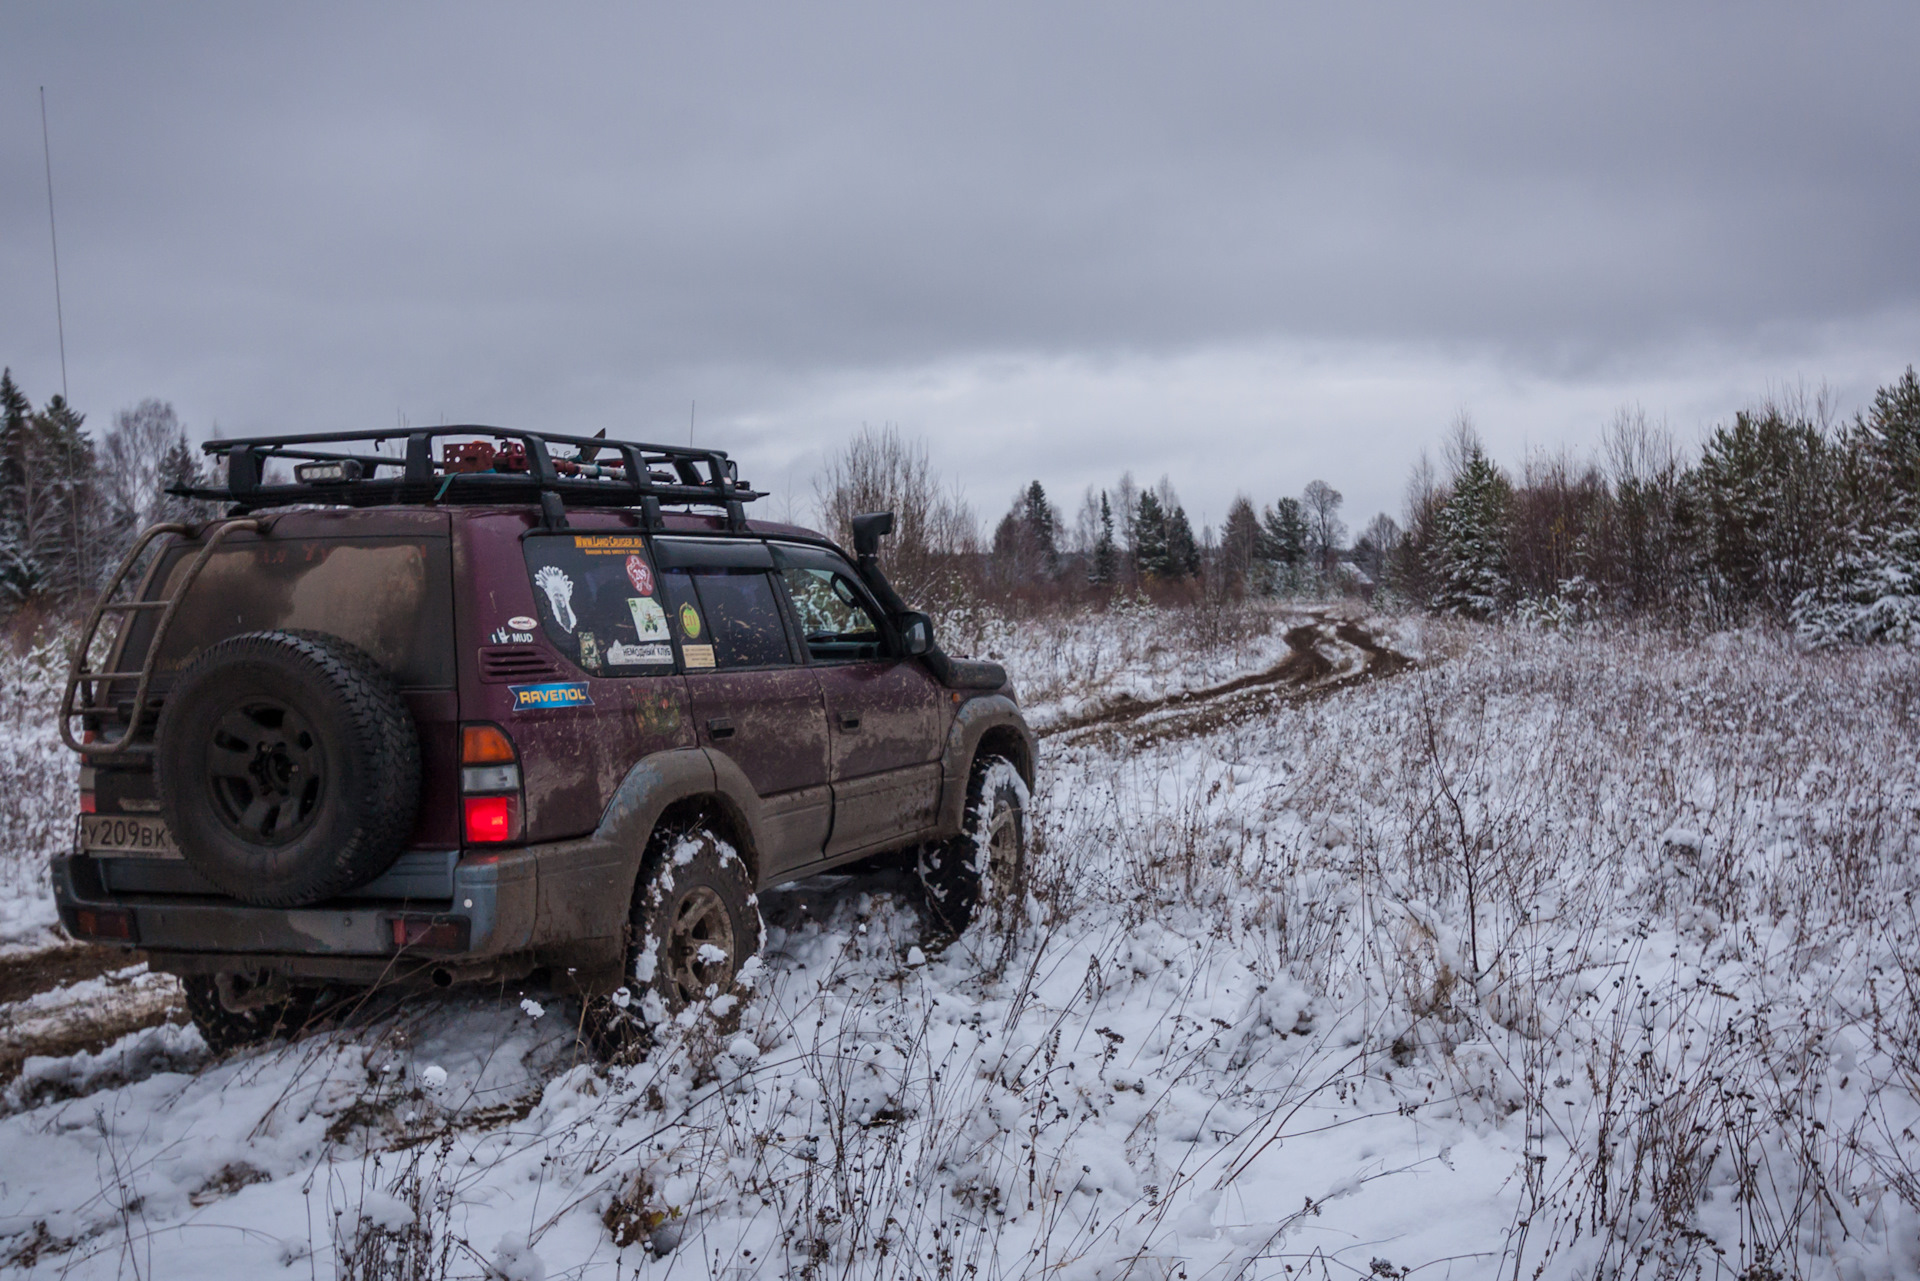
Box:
[3,609,1920,1279]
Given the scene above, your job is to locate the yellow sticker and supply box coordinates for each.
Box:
[572,535,648,553]
[679,602,703,639]
[682,643,716,669]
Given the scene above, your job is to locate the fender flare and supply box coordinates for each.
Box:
[935,695,1038,835]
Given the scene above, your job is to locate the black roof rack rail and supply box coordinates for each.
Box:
[170,426,764,529]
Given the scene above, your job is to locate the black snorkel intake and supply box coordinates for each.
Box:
[849,511,1008,692]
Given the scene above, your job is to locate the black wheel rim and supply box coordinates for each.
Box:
[205,697,326,845]
[665,886,737,1006]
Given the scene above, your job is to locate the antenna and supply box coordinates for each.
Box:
[690,400,696,447]
[39,87,70,403]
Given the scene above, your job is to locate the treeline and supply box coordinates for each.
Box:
[1395,367,1920,643]
[0,369,219,624]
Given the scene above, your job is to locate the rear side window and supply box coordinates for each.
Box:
[522,534,674,676]
[658,568,794,670]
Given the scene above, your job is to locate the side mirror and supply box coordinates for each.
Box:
[851,511,895,559]
[897,610,934,657]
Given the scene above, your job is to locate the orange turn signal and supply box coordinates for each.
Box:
[462,724,516,765]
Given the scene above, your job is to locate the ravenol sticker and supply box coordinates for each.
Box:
[510,682,594,710]
[627,596,669,641]
[679,603,703,639]
[573,535,648,554]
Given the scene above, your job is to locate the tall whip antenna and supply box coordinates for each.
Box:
[40,87,70,403]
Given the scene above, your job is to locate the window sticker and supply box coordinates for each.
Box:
[627,597,669,641]
[578,631,601,670]
[510,681,593,710]
[533,566,578,633]
[625,555,654,595]
[573,535,648,554]
[679,602,703,639]
[682,643,716,669]
[608,640,672,666]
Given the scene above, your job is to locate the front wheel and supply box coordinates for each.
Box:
[584,823,763,1062]
[918,755,1029,935]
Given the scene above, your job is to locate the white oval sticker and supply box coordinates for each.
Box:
[507,615,538,631]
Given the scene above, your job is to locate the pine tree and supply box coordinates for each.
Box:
[1090,491,1117,586]
[1430,448,1512,618]
[1219,495,1262,595]
[1134,490,1170,580]
[0,371,39,604]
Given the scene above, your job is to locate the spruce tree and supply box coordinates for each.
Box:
[1134,490,1170,580]
[1262,497,1308,592]
[1430,448,1512,618]
[1166,505,1200,580]
[1090,491,1117,586]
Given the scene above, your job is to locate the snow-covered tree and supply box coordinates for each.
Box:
[1430,447,1512,618]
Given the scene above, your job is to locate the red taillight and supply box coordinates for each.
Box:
[463,795,516,843]
[79,792,96,814]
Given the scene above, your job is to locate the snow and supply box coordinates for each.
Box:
[2,608,1919,1277]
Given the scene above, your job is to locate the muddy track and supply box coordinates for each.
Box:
[1040,613,1412,746]
[0,948,186,1091]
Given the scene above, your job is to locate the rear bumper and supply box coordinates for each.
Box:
[51,847,539,965]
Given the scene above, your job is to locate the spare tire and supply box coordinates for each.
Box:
[155,630,421,907]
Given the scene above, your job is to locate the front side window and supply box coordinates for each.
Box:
[775,545,885,663]
[522,534,674,676]
[659,567,794,670]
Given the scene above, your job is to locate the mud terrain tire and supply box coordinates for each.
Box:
[584,823,762,1062]
[182,974,320,1054]
[155,630,420,907]
[918,755,1028,935]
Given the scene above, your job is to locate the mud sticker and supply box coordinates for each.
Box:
[573,535,648,554]
[488,627,536,645]
[578,630,602,670]
[510,682,593,710]
[533,565,577,632]
[635,687,682,736]
[625,555,654,595]
[679,602,703,639]
[608,641,673,666]
[627,597,669,640]
[681,643,716,669]
[507,615,538,631]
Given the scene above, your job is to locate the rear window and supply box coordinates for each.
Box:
[141,536,455,688]
[522,534,674,676]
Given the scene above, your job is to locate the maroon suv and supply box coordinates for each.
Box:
[54,428,1034,1053]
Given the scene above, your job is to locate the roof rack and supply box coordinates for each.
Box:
[170,426,766,529]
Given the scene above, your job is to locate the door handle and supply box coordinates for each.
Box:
[837,713,861,731]
[706,717,736,740]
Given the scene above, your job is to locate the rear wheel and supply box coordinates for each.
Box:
[181,973,321,1054]
[584,822,762,1062]
[918,755,1028,935]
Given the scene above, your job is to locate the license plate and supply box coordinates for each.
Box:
[80,814,181,859]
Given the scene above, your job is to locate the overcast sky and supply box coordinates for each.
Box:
[4,3,1917,535]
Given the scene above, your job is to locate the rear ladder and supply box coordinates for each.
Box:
[60,518,263,757]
